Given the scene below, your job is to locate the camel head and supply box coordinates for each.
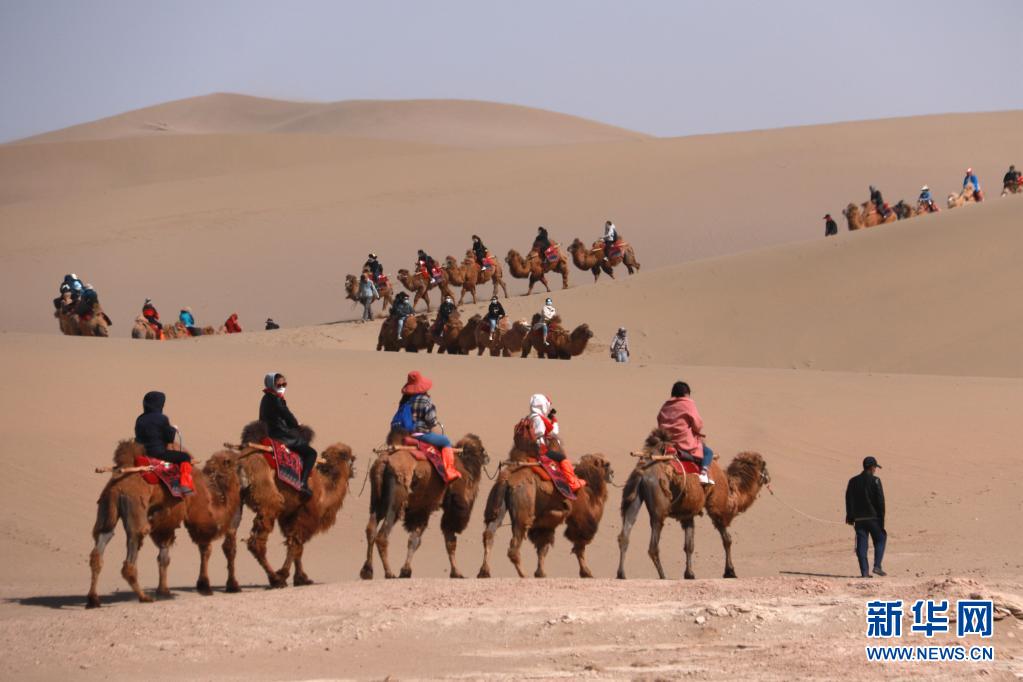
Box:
[241,420,269,444]
[397,268,412,283]
[727,451,770,489]
[576,453,614,489]
[568,238,584,253]
[444,255,459,268]
[570,324,594,355]
[319,443,356,481]
[643,428,674,456]
[455,433,490,468]
[113,439,146,469]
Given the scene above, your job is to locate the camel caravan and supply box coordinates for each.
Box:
[87,374,770,607]
[53,274,112,337]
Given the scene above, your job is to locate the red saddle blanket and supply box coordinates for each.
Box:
[482,255,496,268]
[526,455,576,500]
[663,445,701,476]
[402,436,447,480]
[373,274,390,288]
[261,438,304,491]
[594,239,626,258]
[544,245,560,263]
[133,455,188,499]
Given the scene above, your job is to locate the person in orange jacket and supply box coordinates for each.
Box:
[527,393,584,492]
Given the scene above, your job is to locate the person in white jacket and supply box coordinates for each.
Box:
[610,327,629,363]
[538,298,557,346]
[526,394,584,491]
[602,220,618,262]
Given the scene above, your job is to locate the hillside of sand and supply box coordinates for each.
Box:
[1,99,1022,679]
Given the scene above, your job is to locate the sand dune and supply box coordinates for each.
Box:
[13,92,650,148]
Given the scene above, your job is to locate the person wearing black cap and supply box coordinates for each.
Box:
[471,235,490,269]
[363,253,384,283]
[823,214,838,237]
[845,456,887,578]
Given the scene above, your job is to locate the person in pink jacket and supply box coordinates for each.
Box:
[656,381,715,485]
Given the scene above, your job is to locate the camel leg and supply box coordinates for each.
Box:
[121,529,152,603]
[275,534,298,585]
[360,512,380,579]
[293,543,313,586]
[532,528,555,578]
[247,512,286,588]
[683,518,697,580]
[477,508,506,579]
[616,492,643,579]
[647,516,667,580]
[572,541,594,578]
[194,540,214,596]
[86,530,115,608]
[444,529,464,579]
[399,524,426,578]
[560,268,569,289]
[375,507,399,579]
[224,507,242,593]
[716,522,736,578]
[498,278,509,298]
[508,522,529,578]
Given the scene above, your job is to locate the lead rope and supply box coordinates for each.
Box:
[766,483,845,525]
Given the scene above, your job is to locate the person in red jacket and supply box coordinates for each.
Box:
[656,381,715,485]
[223,313,242,333]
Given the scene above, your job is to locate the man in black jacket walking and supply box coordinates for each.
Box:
[845,456,887,578]
[259,372,316,498]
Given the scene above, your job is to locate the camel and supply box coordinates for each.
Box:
[616,429,770,580]
[494,319,531,357]
[505,247,570,295]
[397,267,453,312]
[567,238,641,282]
[521,316,593,359]
[236,422,356,588]
[456,314,480,355]
[948,184,978,209]
[56,303,111,337]
[475,315,511,356]
[377,313,433,352]
[432,311,465,355]
[361,433,489,579]
[478,452,613,579]
[444,252,509,304]
[87,442,244,608]
[55,307,80,336]
[345,272,394,319]
[131,315,161,340]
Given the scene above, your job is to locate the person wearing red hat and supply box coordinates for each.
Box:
[391,371,461,482]
[823,214,838,237]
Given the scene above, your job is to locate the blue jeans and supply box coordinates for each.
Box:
[614,350,628,363]
[486,317,498,332]
[701,444,714,470]
[414,432,451,449]
[396,316,406,337]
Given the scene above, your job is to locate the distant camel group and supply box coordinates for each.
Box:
[87,420,768,607]
[348,238,641,317]
[377,312,593,359]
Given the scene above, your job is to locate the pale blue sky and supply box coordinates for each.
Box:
[1,0,1020,141]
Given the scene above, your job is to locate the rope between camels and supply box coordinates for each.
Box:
[766,483,845,526]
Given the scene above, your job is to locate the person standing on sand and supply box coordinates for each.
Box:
[357,272,379,322]
[610,327,630,362]
[845,456,887,578]
[823,214,838,237]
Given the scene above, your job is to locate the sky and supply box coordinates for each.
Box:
[1,0,1021,142]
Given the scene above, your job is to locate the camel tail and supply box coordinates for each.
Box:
[482,477,509,525]
[92,485,121,538]
[371,463,394,522]
[620,469,644,516]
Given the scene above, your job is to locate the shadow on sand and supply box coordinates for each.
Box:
[5,584,269,610]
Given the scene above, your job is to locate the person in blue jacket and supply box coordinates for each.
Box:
[962,167,981,200]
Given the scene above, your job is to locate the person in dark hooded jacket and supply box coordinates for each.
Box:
[259,372,316,497]
[134,391,194,492]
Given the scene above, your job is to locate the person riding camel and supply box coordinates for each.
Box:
[433,295,457,340]
[134,391,194,494]
[223,313,243,333]
[485,295,506,340]
[525,394,585,492]
[179,307,200,336]
[963,167,982,200]
[918,185,936,212]
[869,186,890,219]
[259,372,316,498]
[141,299,162,332]
[389,291,415,339]
[533,226,551,257]
[417,249,439,283]
[53,283,73,313]
[471,235,490,269]
[602,220,618,262]
[1003,165,1020,193]
[364,253,384,282]
[656,381,715,485]
[538,297,557,346]
[391,371,461,483]
[61,274,83,301]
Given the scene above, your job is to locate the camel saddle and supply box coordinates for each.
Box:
[402,436,447,480]
[525,455,576,500]
[373,273,390,288]
[133,455,188,498]
[482,254,496,269]
[260,437,304,491]
[594,238,626,258]
[663,445,701,476]
[544,244,560,263]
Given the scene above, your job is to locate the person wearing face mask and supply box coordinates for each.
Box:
[259,372,316,498]
[525,394,584,492]
[538,297,557,346]
[484,296,506,340]
[134,391,194,494]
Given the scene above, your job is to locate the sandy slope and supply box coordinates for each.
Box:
[12,93,651,148]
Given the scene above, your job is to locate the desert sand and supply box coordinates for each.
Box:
[1,96,1021,680]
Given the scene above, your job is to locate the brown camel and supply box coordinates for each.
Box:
[236,422,356,588]
[345,272,394,319]
[477,452,613,578]
[862,201,897,226]
[55,307,80,336]
[505,247,570,295]
[521,316,593,359]
[56,303,111,337]
[493,319,530,357]
[432,311,465,355]
[948,184,978,209]
[397,267,453,312]
[616,429,770,580]
[377,313,433,352]
[475,315,511,356]
[567,238,641,282]
[86,442,244,608]
[456,314,480,354]
[361,433,489,579]
[131,315,161,340]
[444,252,509,304]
